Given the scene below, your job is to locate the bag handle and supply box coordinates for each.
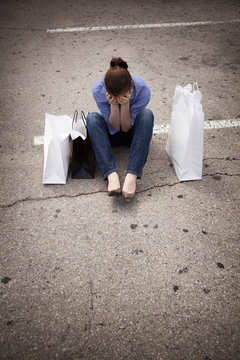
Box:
[72,110,87,128]
[72,110,78,128]
[193,82,199,91]
[81,111,87,128]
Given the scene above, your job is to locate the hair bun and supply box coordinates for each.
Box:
[110,57,128,69]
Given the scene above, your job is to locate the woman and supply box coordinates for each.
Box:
[86,57,154,198]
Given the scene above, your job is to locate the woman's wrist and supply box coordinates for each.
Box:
[109,102,120,131]
[120,101,131,132]
[121,102,129,108]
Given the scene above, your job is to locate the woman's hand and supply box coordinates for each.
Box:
[106,92,118,105]
[117,90,132,106]
[107,91,120,131]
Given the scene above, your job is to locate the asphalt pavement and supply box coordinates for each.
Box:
[0,1,240,359]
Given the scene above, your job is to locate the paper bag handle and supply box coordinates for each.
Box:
[72,110,78,128]
[72,110,87,129]
[193,82,199,91]
[81,111,87,127]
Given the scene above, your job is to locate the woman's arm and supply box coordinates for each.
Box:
[118,90,132,132]
[119,102,132,132]
[107,92,120,131]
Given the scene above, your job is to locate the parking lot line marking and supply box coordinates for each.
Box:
[34,136,44,145]
[47,19,240,33]
[203,119,240,130]
[153,119,240,134]
[34,119,240,144]
[153,124,170,134]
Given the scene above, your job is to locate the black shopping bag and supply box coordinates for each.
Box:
[71,111,97,179]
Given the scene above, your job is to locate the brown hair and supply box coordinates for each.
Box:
[104,57,132,97]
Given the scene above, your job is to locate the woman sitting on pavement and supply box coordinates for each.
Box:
[87,57,154,199]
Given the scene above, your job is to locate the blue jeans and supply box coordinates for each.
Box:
[86,109,154,179]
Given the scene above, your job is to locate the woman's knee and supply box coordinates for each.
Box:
[86,112,105,129]
[135,109,154,128]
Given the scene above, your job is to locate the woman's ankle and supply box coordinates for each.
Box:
[108,171,118,179]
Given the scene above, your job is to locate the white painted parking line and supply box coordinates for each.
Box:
[47,19,240,33]
[153,124,169,134]
[33,136,44,145]
[34,119,240,145]
[153,119,240,134]
[203,119,240,130]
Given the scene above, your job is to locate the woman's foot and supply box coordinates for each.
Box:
[107,172,121,196]
[122,173,137,199]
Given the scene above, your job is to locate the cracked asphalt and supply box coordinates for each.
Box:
[0,1,240,359]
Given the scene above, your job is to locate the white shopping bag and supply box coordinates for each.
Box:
[42,113,73,184]
[166,83,204,181]
[70,110,87,141]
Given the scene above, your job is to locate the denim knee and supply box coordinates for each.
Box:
[86,112,105,130]
[135,109,154,129]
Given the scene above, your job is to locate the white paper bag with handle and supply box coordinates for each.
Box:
[42,113,73,184]
[70,110,87,141]
[166,83,204,181]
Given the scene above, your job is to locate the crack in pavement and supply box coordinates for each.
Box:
[137,172,240,194]
[0,172,239,209]
[0,189,107,209]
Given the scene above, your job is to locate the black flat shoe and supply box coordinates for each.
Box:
[122,190,135,199]
[108,188,121,196]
